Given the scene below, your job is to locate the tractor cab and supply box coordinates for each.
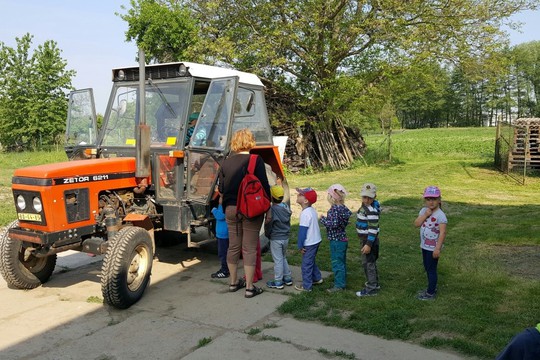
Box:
[65,62,279,244]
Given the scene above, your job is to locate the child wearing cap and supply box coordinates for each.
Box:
[294,187,323,292]
[320,184,352,292]
[413,186,447,300]
[210,196,230,279]
[356,183,381,297]
[184,112,199,145]
[265,185,293,289]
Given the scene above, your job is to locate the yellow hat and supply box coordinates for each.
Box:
[270,185,284,200]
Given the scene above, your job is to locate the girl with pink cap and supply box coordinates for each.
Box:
[413,186,448,300]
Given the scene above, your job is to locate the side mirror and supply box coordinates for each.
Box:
[117,99,127,117]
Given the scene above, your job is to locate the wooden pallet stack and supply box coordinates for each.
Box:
[508,118,540,171]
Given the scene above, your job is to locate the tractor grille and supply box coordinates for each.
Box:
[64,188,90,223]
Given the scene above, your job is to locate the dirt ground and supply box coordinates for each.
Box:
[494,245,540,279]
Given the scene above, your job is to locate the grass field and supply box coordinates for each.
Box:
[1,128,539,358]
[280,127,540,359]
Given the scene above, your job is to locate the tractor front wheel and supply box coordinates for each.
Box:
[101,226,153,309]
[0,220,57,289]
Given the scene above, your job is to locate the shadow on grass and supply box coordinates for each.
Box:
[279,197,540,360]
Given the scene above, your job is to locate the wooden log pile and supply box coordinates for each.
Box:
[273,119,365,172]
[263,78,366,172]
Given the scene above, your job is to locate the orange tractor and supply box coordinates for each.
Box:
[0,56,289,308]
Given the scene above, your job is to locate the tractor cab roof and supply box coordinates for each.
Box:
[112,61,264,87]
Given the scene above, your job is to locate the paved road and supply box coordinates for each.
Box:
[0,242,470,360]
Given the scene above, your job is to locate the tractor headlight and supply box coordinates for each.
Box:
[33,197,43,213]
[17,195,26,210]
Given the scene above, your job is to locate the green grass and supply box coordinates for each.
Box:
[196,337,212,348]
[2,128,539,358]
[86,296,103,304]
[0,150,67,225]
[277,127,540,359]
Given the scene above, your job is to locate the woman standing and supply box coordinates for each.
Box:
[218,129,270,298]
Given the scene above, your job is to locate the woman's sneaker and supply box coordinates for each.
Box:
[282,276,293,286]
[266,280,284,289]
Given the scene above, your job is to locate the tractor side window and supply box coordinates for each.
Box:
[102,86,138,146]
[66,89,97,146]
[232,89,272,144]
[190,79,236,150]
[146,81,190,146]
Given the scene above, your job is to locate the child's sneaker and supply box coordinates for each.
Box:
[283,276,293,286]
[417,291,436,301]
[417,289,437,296]
[365,282,381,290]
[266,280,284,289]
[211,270,229,279]
[312,278,324,285]
[326,287,344,293]
[356,288,378,297]
[294,284,312,292]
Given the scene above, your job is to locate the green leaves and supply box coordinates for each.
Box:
[119,0,198,63]
[0,34,75,150]
[119,0,538,135]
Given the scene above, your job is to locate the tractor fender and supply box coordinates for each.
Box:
[123,214,155,254]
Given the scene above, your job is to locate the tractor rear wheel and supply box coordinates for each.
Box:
[0,220,57,289]
[101,226,153,309]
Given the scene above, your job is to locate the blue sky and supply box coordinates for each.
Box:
[0,1,539,111]
[0,1,136,111]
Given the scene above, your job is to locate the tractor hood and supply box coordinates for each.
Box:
[12,158,136,186]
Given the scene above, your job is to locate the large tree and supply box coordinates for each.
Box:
[512,41,540,117]
[119,0,198,63]
[121,0,538,168]
[0,34,75,150]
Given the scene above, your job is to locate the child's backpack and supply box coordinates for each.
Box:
[236,154,271,218]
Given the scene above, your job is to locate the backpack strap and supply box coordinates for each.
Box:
[247,154,257,174]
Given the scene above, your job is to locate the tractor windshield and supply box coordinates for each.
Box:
[101,80,191,148]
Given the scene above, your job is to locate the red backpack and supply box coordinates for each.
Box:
[236,154,271,218]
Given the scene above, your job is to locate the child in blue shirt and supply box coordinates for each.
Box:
[294,187,323,292]
[321,184,352,292]
[211,197,229,278]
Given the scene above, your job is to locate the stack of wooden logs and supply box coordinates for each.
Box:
[273,119,365,172]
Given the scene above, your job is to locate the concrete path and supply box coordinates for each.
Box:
[0,243,470,360]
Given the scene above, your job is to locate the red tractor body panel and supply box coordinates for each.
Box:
[12,158,137,236]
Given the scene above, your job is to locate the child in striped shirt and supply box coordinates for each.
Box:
[355,183,381,297]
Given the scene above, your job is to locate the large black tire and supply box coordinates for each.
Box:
[101,226,153,309]
[0,220,57,289]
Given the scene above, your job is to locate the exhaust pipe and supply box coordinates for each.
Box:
[136,48,151,178]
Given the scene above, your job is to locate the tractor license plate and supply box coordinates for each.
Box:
[18,213,42,222]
